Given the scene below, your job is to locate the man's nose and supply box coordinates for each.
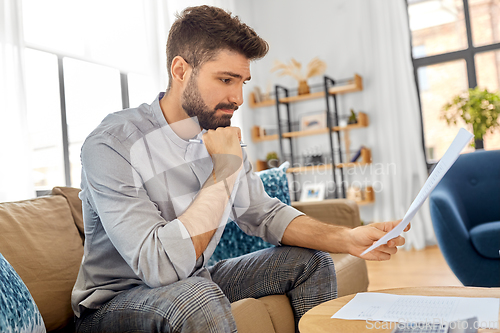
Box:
[228,86,244,106]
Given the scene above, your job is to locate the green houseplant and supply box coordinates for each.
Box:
[441,87,500,149]
[266,151,279,168]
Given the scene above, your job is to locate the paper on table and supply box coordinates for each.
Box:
[361,128,474,256]
[331,293,499,329]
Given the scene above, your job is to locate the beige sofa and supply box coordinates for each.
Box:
[0,187,368,333]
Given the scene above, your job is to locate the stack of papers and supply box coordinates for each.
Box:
[331,293,499,329]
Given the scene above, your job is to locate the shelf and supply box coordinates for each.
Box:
[282,128,329,138]
[251,125,279,143]
[249,74,363,109]
[336,162,371,169]
[332,112,369,131]
[249,91,325,108]
[280,91,325,104]
[286,164,333,173]
[291,197,374,207]
[328,74,363,95]
[253,134,279,142]
[249,98,275,108]
[252,124,367,140]
[357,199,375,206]
[280,112,369,139]
[286,161,372,173]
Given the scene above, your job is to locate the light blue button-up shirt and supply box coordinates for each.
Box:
[71,93,303,317]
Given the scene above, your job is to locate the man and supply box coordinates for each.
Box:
[72,5,408,333]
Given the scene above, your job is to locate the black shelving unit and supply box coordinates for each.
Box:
[273,75,359,201]
[274,84,298,201]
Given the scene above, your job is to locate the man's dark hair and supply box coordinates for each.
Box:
[166,5,269,89]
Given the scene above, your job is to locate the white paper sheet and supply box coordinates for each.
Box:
[361,128,474,256]
[331,293,500,329]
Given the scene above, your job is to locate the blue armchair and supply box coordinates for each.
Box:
[429,149,500,287]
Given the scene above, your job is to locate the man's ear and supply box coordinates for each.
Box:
[171,56,191,87]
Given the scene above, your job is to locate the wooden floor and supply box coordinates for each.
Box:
[366,245,462,291]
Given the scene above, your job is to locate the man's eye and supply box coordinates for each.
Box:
[221,78,231,84]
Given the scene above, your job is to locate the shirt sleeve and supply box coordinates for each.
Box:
[80,132,197,288]
[230,151,304,245]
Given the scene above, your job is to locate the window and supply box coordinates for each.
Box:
[417,60,474,160]
[63,58,123,187]
[22,0,163,193]
[408,0,500,164]
[24,49,65,189]
[409,0,468,58]
[475,49,500,148]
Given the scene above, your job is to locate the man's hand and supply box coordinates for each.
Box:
[347,220,411,261]
[203,127,242,160]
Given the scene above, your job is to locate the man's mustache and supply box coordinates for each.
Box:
[215,103,238,112]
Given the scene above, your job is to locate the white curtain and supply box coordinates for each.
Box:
[0,0,35,202]
[359,0,436,250]
[141,0,171,93]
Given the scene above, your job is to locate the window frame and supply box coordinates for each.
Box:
[407,0,500,169]
[26,44,131,190]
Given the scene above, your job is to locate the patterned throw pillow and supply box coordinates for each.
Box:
[0,253,46,333]
[207,162,291,265]
[256,161,291,206]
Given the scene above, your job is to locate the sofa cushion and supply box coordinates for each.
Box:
[0,253,46,333]
[330,253,369,297]
[51,187,84,241]
[470,221,500,259]
[292,199,361,228]
[258,294,295,333]
[0,196,84,331]
[231,297,276,333]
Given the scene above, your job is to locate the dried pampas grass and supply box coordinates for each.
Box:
[271,57,327,82]
[271,58,304,81]
[306,58,327,79]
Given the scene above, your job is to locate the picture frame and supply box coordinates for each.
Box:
[300,112,327,131]
[300,183,326,202]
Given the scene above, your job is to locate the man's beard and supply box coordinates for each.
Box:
[181,73,238,130]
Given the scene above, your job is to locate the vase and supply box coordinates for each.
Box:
[298,80,310,95]
[475,138,484,149]
[267,159,280,168]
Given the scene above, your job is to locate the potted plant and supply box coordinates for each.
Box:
[441,87,500,149]
[266,151,280,168]
[271,58,327,95]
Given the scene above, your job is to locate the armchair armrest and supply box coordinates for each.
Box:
[291,199,361,228]
[291,199,369,295]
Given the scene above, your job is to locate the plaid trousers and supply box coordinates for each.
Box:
[75,246,337,333]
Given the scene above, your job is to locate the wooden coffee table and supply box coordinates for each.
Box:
[299,286,500,333]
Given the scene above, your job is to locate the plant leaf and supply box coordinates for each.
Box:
[441,86,500,140]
